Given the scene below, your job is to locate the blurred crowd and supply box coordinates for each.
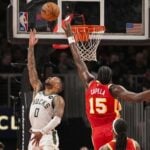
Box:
[0,38,149,89]
[0,33,149,81]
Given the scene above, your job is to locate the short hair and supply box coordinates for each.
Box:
[97,66,112,84]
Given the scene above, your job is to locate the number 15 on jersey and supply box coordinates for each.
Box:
[89,98,107,114]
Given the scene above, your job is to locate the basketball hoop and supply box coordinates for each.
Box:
[71,25,105,61]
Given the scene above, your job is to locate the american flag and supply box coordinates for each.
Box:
[126,23,143,34]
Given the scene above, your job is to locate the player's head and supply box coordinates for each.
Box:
[44,76,62,93]
[112,118,127,150]
[97,66,112,84]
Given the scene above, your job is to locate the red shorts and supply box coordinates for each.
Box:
[91,122,113,150]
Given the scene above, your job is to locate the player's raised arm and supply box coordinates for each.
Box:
[27,29,42,94]
[62,22,94,87]
[110,84,150,102]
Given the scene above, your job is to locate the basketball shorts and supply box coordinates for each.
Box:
[28,130,59,150]
[92,122,113,150]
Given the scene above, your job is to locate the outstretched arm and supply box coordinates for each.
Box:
[62,22,94,87]
[110,84,150,102]
[27,29,42,94]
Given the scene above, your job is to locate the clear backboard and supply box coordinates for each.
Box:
[7,0,149,44]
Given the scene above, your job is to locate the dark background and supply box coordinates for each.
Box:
[0,0,150,150]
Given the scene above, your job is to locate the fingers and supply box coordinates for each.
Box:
[32,139,39,146]
[29,28,38,45]
[30,134,36,141]
[62,21,70,31]
[29,28,37,34]
[62,22,67,31]
[31,135,40,146]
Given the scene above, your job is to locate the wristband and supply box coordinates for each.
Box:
[68,36,75,44]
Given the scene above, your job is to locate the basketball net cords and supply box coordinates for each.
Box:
[75,32,103,62]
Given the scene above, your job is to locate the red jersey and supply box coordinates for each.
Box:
[85,80,121,128]
[107,138,137,150]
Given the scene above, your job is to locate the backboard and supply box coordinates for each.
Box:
[7,0,149,44]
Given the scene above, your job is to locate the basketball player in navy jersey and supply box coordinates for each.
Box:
[62,22,150,150]
[27,29,65,150]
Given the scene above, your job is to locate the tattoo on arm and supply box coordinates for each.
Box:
[27,47,41,92]
[53,96,65,118]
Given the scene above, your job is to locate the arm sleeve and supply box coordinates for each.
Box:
[41,116,61,134]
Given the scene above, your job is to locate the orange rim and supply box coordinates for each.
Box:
[71,25,105,41]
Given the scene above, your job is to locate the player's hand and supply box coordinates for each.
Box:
[31,131,42,146]
[62,21,73,37]
[29,29,38,48]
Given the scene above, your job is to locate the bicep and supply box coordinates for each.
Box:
[110,85,138,102]
[53,96,65,118]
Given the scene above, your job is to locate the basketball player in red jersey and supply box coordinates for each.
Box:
[27,29,65,150]
[62,22,150,150]
[99,118,141,150]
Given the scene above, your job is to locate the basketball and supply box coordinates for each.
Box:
[41,2,60,21]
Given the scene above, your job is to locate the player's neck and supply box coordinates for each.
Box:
[44,89,55,95]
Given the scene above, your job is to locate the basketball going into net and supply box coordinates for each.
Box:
[41,2,60,21]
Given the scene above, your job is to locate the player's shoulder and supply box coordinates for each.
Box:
[109,84,126,97]
[99,143,111,150]
[109,84,126,91]
[88,79,100,86]
[53,94,64,102]
[130,138,141,150]
[52,94,65,108]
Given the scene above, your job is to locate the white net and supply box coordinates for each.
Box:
[75,33,103,61]
[72,26,105,62]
